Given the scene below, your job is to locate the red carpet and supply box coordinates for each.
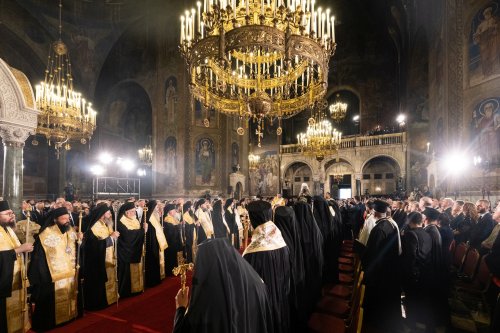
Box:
[34,275,191,333]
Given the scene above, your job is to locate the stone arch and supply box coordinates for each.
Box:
[361,154,403,173]
[283,162,314,196]
[324,158,356,198]
[361,155,402,195]
[281,159,315,175]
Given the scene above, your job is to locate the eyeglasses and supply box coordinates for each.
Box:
[0,212,14,216]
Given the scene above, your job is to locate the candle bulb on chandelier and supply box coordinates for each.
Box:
[197,2,201,33]
[331,16,335,43]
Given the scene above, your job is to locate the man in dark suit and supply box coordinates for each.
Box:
[349,196,365,239]
[391,200,407,229]
[450,200,464,230]
[441,198,454,219]
[64,201,79,228]
[19,200,39,225]
[469,200,495,249]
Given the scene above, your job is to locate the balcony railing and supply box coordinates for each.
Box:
[280,132,406,154]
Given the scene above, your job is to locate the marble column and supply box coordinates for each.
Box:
[0,127,31,216]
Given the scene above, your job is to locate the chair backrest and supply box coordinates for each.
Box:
[449,239,456,257]
[347,286,365,333]
[453,242,469,269]
[475,255,492,289]
[462,248,480,279]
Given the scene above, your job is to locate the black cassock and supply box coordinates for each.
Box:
[211,201,228,239]
[292,202,324,315]
[117,218,144,298]
[163,217,183,276]
[273,206,306,332]
[173,238,273,333]
[0,248,16,333]
[145,220,162,287]
[82,227,114,310]
[313,196,339,283]
[244,237,291,333]
[144,201,163,288]
[362,218,401,331]
[224,207,239,249]
[424,224,449,326]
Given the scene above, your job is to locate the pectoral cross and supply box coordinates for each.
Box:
[172,252,194,291]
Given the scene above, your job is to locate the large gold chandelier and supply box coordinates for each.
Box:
[297,106,341,162]
[33,0,96,158]
[180,0,337,145]
[329,93,347,122]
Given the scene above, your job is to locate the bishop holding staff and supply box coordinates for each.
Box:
[28,207,81,331]
[116,202,147,298]
[145,200,169,287]
[82,203,120,310]
[0,200,33,333]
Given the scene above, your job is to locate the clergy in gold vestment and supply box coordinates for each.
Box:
[145,200,168,287]
[116,202,146,297]
[164,204,183,276]
[82,204,120,310]
[28,207,80,331]
[0,201,33,333]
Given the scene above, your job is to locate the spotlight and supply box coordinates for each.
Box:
[396,114,406,124]
[99,152,113,165]
[443,152,469,175]
[90,164,105,176]
[353,115,360,121]
[121,159,135,172]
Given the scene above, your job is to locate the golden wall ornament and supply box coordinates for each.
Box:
[180,0,337,146]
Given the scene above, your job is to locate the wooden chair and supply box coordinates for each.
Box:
[455,255,492,303]
[317,271,365,318]
[308,285,365,333]
[458,247,480,281]
[452,242,469,271]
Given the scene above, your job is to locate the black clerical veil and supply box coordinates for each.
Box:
[292,202,323,315]
[175,238,273,333]
[211,200,228,238]
[313,196,339,283]
[273,206,306,331]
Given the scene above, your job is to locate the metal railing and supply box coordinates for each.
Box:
[92,177,141,199]
[280,132,406,154]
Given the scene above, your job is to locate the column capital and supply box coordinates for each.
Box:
[0,125,33,146]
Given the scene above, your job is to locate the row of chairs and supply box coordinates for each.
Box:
[308,240,365,333]
[449,240,493,306]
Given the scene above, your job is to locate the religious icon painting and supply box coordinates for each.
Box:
[164,137,177,179]
[469,1,500,86]
[165,76,178,124]
[249,150,279,196]
[195,137,216,186]
[472,97,500,164]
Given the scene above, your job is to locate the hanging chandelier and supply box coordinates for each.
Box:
[180,0,337,146]
[33,0,97,159]
[138,145,153,166]
[329,93,347,122]
[138,135,153,166]
[297,106,341,162]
